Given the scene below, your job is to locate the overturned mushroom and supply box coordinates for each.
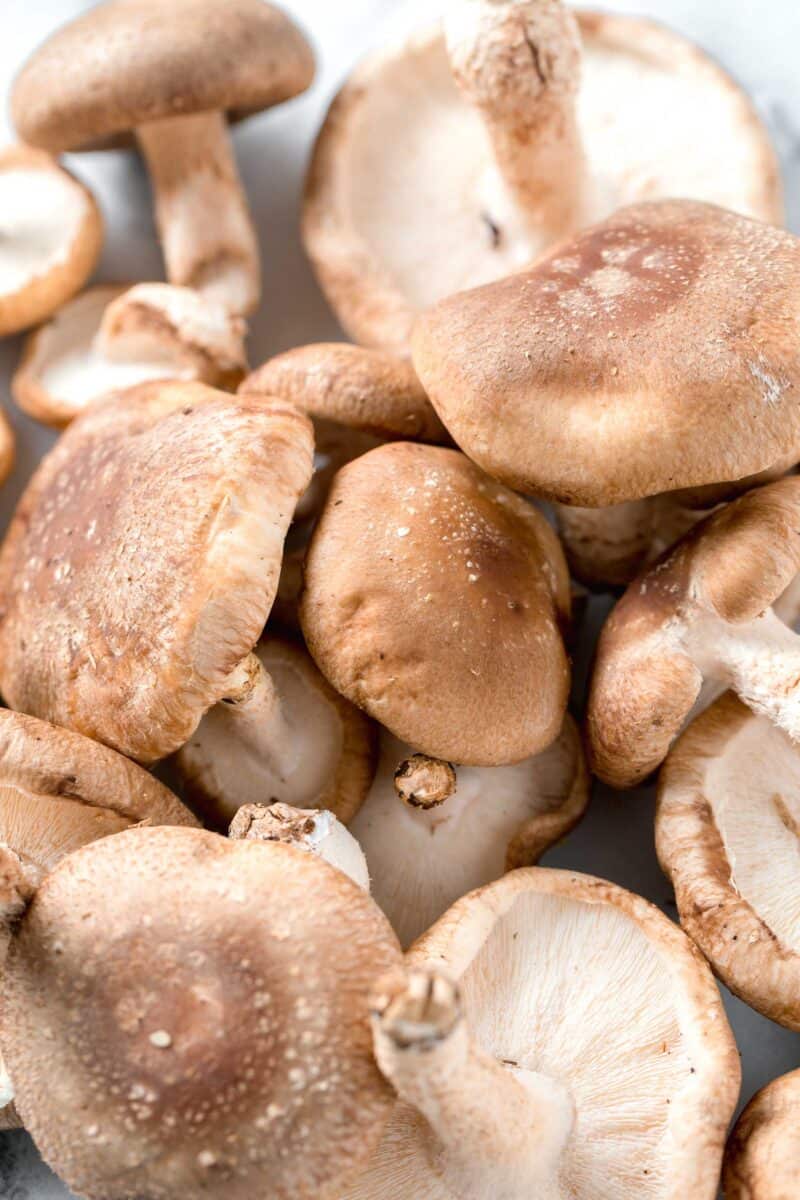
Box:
[13,283,248,427]
[0,380,313,763]
[1,824,402,1199]
[723,1070,800,1199]
[173,636,377,831]
[342,868,739,1199]
[0,144,102,338]
[588,476,800,788]
[230,801,369,891]
[351,718,588,946]
[305,4,780,351]
[13,1,315,315]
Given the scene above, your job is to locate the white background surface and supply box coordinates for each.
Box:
[0,2,799,1196]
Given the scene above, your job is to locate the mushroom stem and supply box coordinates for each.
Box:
[371,968,574,1200]
[229,803,370,890]
[394,755,457,808]
[444,0,585,235]
[219,654,299,778]
[135,111,261,316]
[0,842,36,927]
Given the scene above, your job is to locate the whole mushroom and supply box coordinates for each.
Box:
[723,1070,800,1200]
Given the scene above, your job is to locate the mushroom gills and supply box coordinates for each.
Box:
[0,784,132,884]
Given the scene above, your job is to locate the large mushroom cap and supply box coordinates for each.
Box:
[1,824,402,1200]
[300,442,571,765]
[657,693,800,1029]
[723,1069,800,1199]
[413,200,800,506]
[11,0,315,153]
[0,381,313,762]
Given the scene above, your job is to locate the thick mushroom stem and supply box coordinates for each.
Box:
[444,0,585,235]
[219,654,299,777]
[135,111,261,316]
[371,969,574,1200]
[394,755,457,809]
[229,803,370,890]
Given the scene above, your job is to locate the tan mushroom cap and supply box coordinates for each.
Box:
[1,824,402,1200]
[342,868,739,1200]
[0,380,313,763]
[723,1070,800,1200]
[304,9,781,353]
[173,636,378,831]
[300,442,571,765]
[588,476,800,787]
[414,200,800,506]
[657,694,800,1030]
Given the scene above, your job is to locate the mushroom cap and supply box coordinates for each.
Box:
[1,824,402,1200]
[304,13,781,353]
[657,693,800,1030]
[173,636,378,830]
[12,0,315,153]
[587,476,800,787]
[342,867,739,1199]
[300,442,571,765]
[723,1069,800,1200]
[413,200,800,505]
[351,717,588,947]
[0,145,102,338]
[0,381,314,762]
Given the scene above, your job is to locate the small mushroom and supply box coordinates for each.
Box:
[351,717,588,947]
[342,868,739,1199]
[13,1,315,315]
[723,1070,800,1199]
[304,5,780,351]
[0,144,102,337]
[13,283,248,427]
[0,380,313,763]
[300,442,571,765]
[1,824,402,1199]
[657,693,800,1029]
[230,801,369,891]
[588,476,800,788]
[172,636,377,831]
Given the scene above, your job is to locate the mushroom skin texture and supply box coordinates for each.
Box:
[1,825,403,1200]
[230,802,370,891]
[304,9,781,352]
[0,144,102,337]
[342,868,740,1200]
[588,476,800,788]
[351,717,588,947]
[0,380,314,763]
[300,442,571,766]
[723,1070,800,1200]
[12,0,315,316]
[657,694,800,1030]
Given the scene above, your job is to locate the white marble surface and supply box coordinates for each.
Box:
[0,1,799,1196]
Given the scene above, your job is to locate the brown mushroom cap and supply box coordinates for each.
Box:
[413,200,800,506]
[300,442,571,765]
[11,0,315,153]
[723,1070,800,1199]
[1,824,402,1200]
[0,380,313,762]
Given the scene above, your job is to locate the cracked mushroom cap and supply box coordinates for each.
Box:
[0,145,102,338]
[657,694,800,1030]
[723,1069,800,1200]
[13,283,248,427]
[300,442,571,765]
[587,476,800,788]
[342,868,739,1200]
[11,0,314,153]
[1,824,402,1200]
[413,200,800,505]
[173,636,378,831]
[351,716,588,947]
[304,9,780,353]
[0,380,313,763]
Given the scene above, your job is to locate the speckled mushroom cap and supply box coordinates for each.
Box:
[0,380,313,763]
[723,1069,800,1200]
[588,476,800,788]
[657,694,800,1030]
[11,0,315,153]
[1,824,402,1200]
[300,442,571,765]
[413,200,800,506]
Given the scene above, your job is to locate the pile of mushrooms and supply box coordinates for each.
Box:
[0,1,799,1197]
